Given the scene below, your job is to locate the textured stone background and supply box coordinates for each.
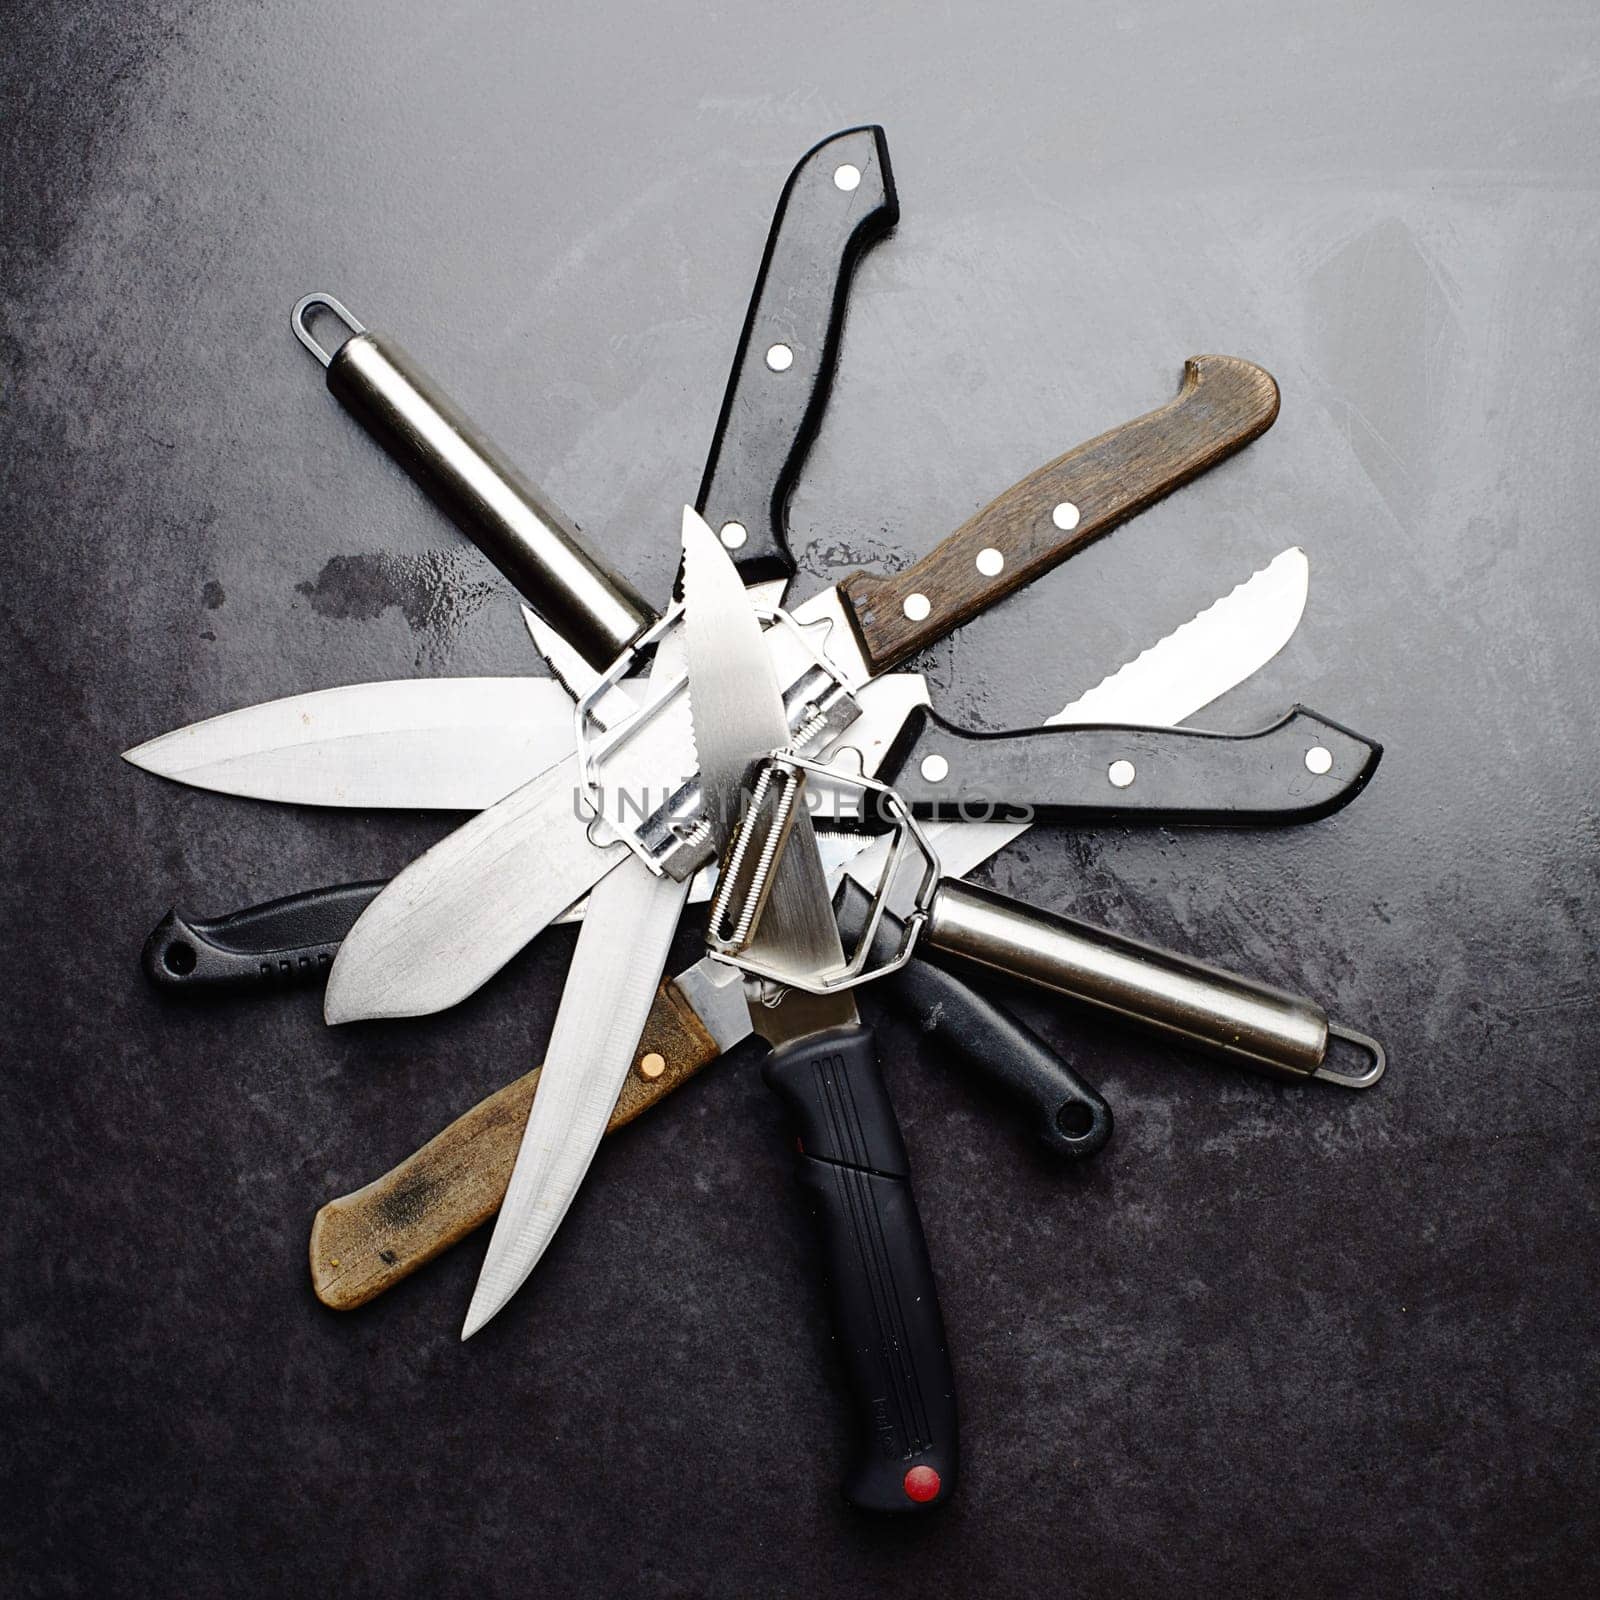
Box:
[4,2,1598,1594]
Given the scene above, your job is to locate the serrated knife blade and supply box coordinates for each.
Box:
[841,545,1310,898]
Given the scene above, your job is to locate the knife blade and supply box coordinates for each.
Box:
[323,355,1281,1023]
[460,848,691,1340]
[305,545,1305,1310]
[121,677,596,810]
[678,507,957,1512]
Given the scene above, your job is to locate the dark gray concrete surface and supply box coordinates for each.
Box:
[5,2,1598,1594]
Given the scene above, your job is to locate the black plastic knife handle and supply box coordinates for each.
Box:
[836,878,1111,1158]
[696,126,898,585]
[875,704,1382,825]
[140,881,1101,1152]
[763,1023,957,1513]
[141,882,384,992]
[140,879,1109,1148]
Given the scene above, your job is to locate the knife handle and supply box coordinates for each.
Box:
[141,882,385,993]
[293,296,653,671]
[697,126,898,585]
[309,977,721,1311]
[838,355,1281,674]
[836,878,1111,1158]
[763,1023,958,1512]
[875,704,1382,825]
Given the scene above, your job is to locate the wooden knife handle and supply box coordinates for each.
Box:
[837,355,1280,675]
[308,981,720,1310]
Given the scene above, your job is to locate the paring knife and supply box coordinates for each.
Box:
[677,507,957,1511]
[321,352,1283,1023]
[306,544,1313,1313]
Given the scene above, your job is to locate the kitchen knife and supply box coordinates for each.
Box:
[305,544,1308,1310]
[677,507,957,1511]
[867,703,1378,824]
[323,354,1282,1023]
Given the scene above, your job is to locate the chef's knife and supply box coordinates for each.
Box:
[323,354,1282,1023]
[678,507,957,1511]
[305,544,1308,1310]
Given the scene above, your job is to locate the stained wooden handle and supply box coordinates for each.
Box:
[308,981,721,1310]
[838,355,1280,674]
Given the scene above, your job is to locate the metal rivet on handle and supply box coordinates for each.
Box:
[765,343,794,372]
[639,1052,666,1080]
[719,521,748,550]
[834,163,862,192]
[1052,501,1081,531]
[1305,745,1333,775]
[902,593,931,621]
[976,547,1004,577]
[919,754,949,783]
[1108,759,1136,788]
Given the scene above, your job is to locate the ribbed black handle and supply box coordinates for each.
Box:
[876,703,1382,825]
[697,126,898,585]
[835,878,1111,1158]
[763,1023,957,1513]
[140,882,384,992]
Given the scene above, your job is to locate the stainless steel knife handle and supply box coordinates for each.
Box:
[924,880,1385,1088]
[292,294,652,669]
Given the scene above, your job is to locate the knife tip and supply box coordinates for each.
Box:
[460,1298,496,1342]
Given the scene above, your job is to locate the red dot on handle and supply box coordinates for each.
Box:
[903,1465,941,1503]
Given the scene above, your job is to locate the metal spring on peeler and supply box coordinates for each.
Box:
[730,770,801,947]
[789,705,830,752]
[708,765,776,946]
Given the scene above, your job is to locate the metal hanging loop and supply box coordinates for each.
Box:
[290,294,366,368]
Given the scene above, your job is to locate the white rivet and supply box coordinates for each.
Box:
[975,547,1004,577]
[902,592,931,622]
[765,343,794,372]
[833,163,862,192]
[1305,745,1333,775]
[1108,759,1136,788]
[919,754,949,784]
[1052,501,1081,531]
[719,521,748,550]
